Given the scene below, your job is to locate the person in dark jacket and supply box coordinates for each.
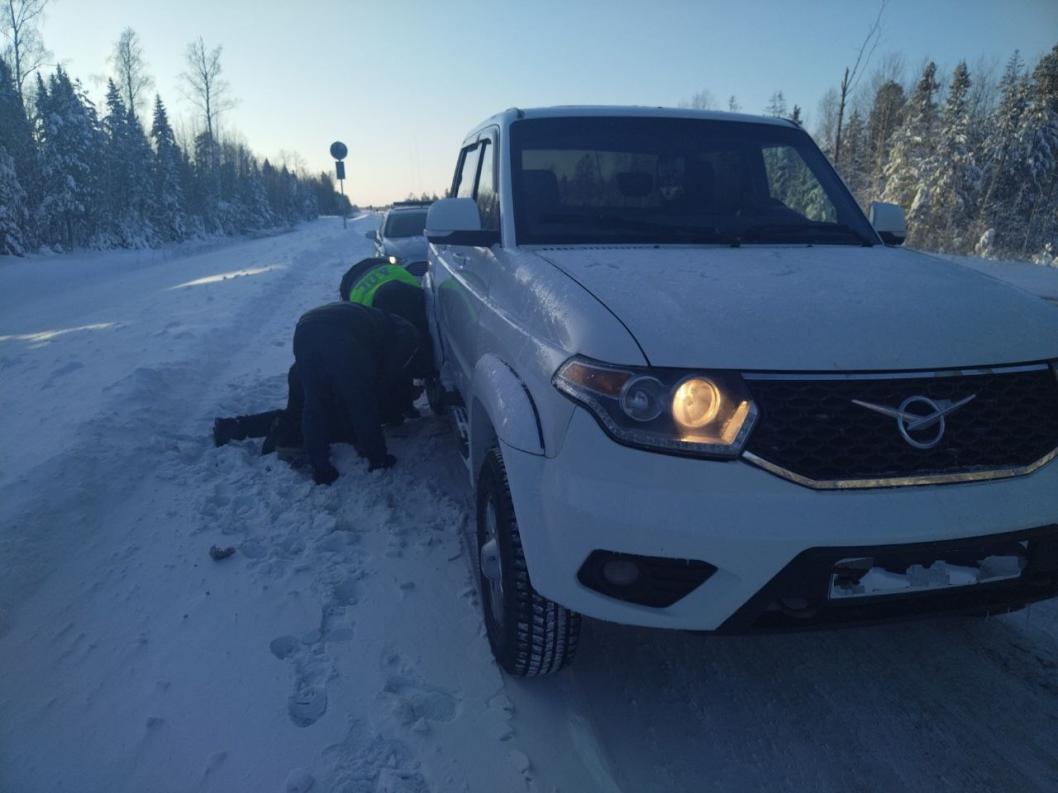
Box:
[294,301,419,484]
[213,262,432,469]
[212,359,406,457]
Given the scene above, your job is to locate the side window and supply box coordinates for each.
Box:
[476,140,499,231]
[453,144,482,199]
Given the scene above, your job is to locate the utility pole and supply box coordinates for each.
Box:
[330,140,348,228]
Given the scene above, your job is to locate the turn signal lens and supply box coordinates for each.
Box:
[672,377,722,429]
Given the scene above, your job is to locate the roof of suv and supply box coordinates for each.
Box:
[465,105,800,139]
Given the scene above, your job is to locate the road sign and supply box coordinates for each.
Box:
[331,141,349,228]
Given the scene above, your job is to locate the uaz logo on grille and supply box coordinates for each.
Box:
[851,394,977,450]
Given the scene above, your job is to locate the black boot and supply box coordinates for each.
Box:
[213,417,242,447]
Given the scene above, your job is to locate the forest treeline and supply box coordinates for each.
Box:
[691,45,1058,263]
[0,20,350,256]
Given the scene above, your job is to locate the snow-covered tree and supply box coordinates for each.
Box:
[35,67,105,250]
[1010,44,1058,256]
[913,62,980,250]
[99,79,157,246]
[149,95,188,241]
[839,108,870,206]
[815,87,839,157]
[0,145,27,254]
[864,79,905,199]
[882,61,940,240]
[0,55,34,247]
[974,52,1031,255]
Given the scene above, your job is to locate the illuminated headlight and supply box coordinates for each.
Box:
[554,357,758,457]
[387,255,400,265]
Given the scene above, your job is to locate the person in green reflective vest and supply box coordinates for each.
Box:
[339,257,421,305]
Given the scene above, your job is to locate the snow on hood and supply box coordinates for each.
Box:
[534,245,1058,371]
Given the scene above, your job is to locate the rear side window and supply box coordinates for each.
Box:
[476,140,499,231]
[453,144,482,199]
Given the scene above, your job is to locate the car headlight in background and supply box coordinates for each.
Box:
[554,357,758,457]
[387,255,400,265]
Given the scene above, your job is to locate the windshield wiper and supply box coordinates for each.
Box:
[583,214,742,245]
[737,221,875,246]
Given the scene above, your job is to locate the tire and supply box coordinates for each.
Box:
[476,446,581,676]
[425,377,447,417]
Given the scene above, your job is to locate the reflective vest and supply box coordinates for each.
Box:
[347,263,420,305]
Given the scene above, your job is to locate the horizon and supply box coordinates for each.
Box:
[33,0,1058,205]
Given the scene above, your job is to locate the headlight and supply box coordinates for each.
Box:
[387,255,400,265]
[554,357,757,458]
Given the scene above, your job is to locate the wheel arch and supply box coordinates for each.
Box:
[469,354,545,480]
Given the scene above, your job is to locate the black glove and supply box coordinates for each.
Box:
[312,463,340,485]
[368,454,397,472]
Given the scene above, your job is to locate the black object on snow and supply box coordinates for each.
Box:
[209,545,236,561]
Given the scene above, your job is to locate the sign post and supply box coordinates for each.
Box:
[330,140,349,228]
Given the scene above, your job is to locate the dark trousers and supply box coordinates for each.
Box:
[228,366,304,442]
[293,324,385,470]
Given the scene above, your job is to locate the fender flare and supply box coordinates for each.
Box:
[469,354,544,476]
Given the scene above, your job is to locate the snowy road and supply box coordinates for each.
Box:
[2,219,1058,792]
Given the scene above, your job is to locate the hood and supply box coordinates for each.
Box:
[534,245,1058,371]
[384,236,428,262]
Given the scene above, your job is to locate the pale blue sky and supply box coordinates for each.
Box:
[39,0,1058,204]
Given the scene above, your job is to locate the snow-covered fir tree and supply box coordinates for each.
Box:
[975,52,1032,255]
[864,79,905,200]
[838,107,869,206]
[0,57,36,250]
[1010,44,1058,257]
[913,62,981,251]
[0,145,27,255]
[149,95,188,241]
[34,68,105,251]
[882,62,941,245]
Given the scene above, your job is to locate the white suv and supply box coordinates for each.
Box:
[423,106,1058,677]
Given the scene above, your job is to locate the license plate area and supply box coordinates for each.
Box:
[828,542,1028,601]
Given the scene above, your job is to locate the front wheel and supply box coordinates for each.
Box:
[476,446,580,676]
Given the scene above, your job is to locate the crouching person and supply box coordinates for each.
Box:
[294,301,418,485]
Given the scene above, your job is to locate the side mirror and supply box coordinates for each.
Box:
[869,201,906,246]
[425,197,500,247]
[364,230,379,242]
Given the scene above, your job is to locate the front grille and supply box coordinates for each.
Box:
[743,365,1058,485]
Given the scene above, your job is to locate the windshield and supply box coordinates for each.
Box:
[383,210,427,238]
[510,116,877,246]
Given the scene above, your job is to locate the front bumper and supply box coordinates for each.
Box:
[500,410,1058,630]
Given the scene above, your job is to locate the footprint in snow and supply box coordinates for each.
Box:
[270,635,299,660]
[382,677,459,727]
[289,679,328,728]
[271,633,334,727]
